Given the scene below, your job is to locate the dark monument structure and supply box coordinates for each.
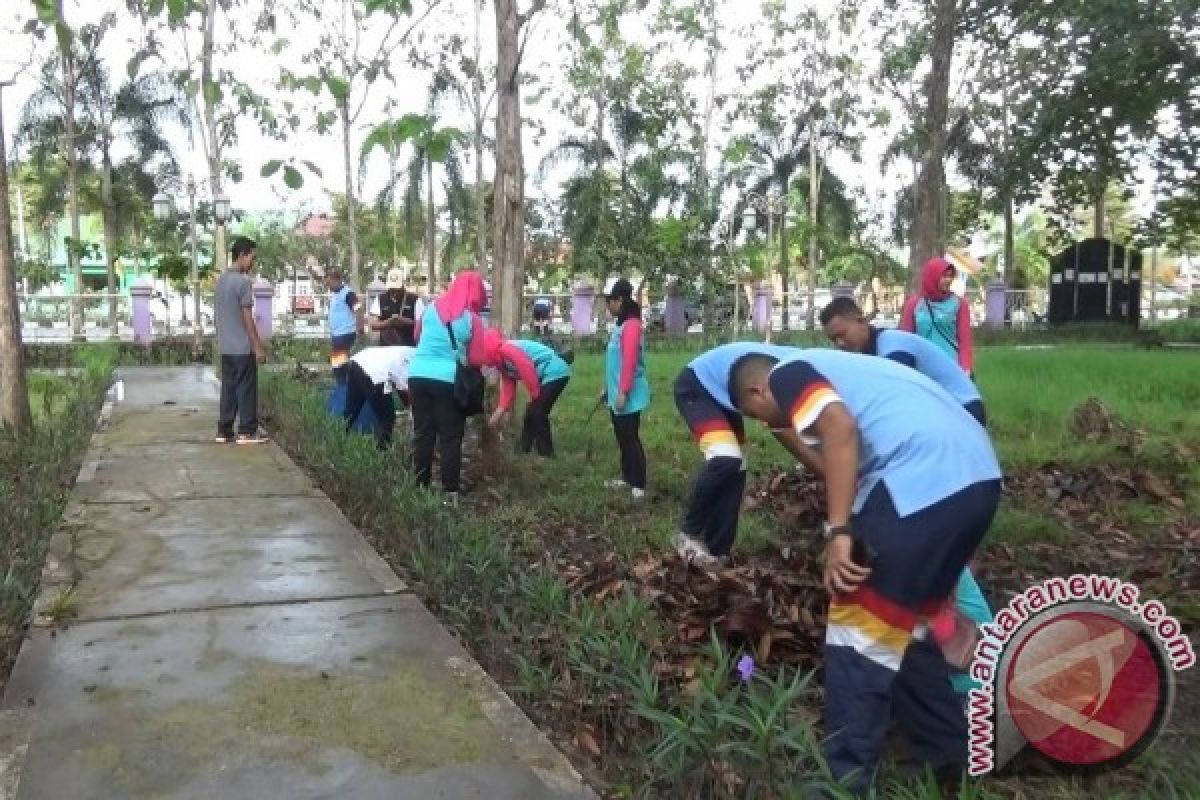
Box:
[1048,237,1141,326]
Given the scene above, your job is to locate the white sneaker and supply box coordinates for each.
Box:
[604,479,628,490]
[631,488,646,502]
[672,532,718,567]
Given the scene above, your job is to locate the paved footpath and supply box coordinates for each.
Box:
[1,367,593,800]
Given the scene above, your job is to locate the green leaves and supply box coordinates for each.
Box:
[260,160,283,178]
[201,79,223,107]
[283,165,304,190]
[363,0,414,15]
[323,74,350,102]
[166,0,190,25]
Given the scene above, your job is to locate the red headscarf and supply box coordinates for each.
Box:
[479,327,506,368]
[435,270,487,323]
[920,257,956,301]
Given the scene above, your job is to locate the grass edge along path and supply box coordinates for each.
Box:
[0,348,115,694]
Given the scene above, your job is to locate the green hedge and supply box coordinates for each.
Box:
[1,349,115,683]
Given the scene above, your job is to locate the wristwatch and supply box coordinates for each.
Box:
[823,522,852,540]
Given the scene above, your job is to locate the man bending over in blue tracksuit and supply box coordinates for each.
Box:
[729,348,1002,794]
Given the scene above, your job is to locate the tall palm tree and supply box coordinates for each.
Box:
[726,119,856,328]
[20,54,184,335]
[362,113,466,287]
[79,65,188,334]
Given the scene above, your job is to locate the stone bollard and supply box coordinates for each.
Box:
[985,278,1007,330]
[832,280,855,301]
[253,277,274,340]
[571,284,595,335]
[752,282,772,337]
[130,279,154,345]
[663,282,687,334]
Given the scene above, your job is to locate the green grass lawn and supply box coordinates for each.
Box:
[538,345,1199,551]
[263,343,1199,799]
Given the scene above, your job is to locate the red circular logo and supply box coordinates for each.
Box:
[1004,610,1168,767]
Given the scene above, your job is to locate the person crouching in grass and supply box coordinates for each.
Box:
[480,329,573,458]
[730,349,1001,795]
[821,296,995,699]
[671,342,817,566]
[342,346,415,450]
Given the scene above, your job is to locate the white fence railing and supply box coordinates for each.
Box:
[15,285,1189,343]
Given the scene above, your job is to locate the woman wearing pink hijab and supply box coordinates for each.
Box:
[408,270,488,504]
[900,256,974,374]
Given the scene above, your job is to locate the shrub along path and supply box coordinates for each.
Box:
[0,367,592,800]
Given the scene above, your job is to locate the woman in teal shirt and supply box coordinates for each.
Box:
[601,279,650,500]
[900,257,975,374]
[408,270,487,504]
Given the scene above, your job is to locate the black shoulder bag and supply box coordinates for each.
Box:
[445,317,486,416]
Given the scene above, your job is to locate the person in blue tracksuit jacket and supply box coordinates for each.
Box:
[821,296,994,698]
[728,348,1001,794]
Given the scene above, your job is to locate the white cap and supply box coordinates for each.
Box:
[385,268,404,290]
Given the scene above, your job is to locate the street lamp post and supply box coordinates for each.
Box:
[151,191,173,337]
[186,175,201,353]
[742,190,795,334]
[214,190,231,272]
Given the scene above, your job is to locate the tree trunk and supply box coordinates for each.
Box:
[101,140,120,338]
[807,133,820,330]
[201,0,226,273]
[389,150,399,267]
[1093,184,1106,238]
[0,85,33,436]
[1002,193,1015,283]
[492,0,526,334]
[473,0,487,272]
[425,157,437,287]
[698,0,717,196]
[341,99,361,288]
[60,12,84,340]
[910,0,956,276]
[779,175,790,331]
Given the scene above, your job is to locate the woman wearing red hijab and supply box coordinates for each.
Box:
[900,257,974,374]
[479,328,573,457]
[408,270,488,504]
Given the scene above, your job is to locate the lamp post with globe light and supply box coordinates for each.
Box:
[742,190,799,331]
[151,190,173,335]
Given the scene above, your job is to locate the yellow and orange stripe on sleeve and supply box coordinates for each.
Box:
[788,380,840,433]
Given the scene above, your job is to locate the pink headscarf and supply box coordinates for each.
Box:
[920,257,955,301]
[435,270,487,323]
[478,327,507,368]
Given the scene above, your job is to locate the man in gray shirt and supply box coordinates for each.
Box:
[215,236,268,443]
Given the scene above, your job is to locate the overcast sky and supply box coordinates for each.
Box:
[1,0,1160,258]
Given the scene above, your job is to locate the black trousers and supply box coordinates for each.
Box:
[409,377,467,492]
[518,377,569,457]
[343,361,396,448]
[610,410,647,490]
[674,367,747,556]
[218,354,258,436]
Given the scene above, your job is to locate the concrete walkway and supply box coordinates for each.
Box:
[1,367,593,800]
